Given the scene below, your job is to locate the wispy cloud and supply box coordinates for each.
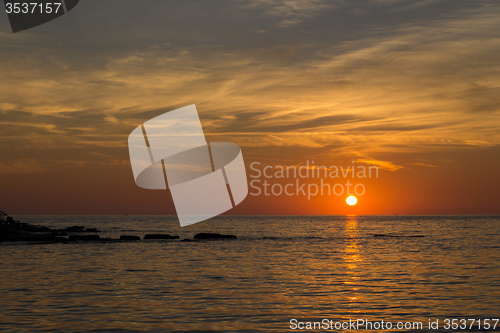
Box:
[241,0,338,27]
[357,158,403,171]
[0,1,499,172]
[0,159,48,175]
[0,159,90,175]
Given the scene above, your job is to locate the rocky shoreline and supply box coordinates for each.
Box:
[0,215,236,243]
[0,218,101,243]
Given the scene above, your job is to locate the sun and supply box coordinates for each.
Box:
[346,196,357,206]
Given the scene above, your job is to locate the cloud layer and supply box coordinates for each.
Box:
[1,0,499,172]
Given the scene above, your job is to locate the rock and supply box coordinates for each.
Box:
[0,218,101,243]
[193,233,237,240]
[120,235,140,241]
[144,234,179,240]
[59,226,99,233]
[51,231,68,236]
[64,226,85,232]
[1,221,51,233]
[68,235,101,241]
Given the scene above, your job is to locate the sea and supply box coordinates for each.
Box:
[1,215,499,332]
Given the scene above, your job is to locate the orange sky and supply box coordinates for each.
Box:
[0,0,499,215]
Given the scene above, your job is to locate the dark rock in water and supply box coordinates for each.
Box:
[193,233,237,240]
[120,235,140,241]
[144,234,179,240]
[68,235,101,241]
[59,226,99,233]
[0,215,98,243]
[0,221,51,233]
[52,232,68,236]
[64,226,85,232]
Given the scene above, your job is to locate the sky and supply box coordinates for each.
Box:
[0,0,499,215]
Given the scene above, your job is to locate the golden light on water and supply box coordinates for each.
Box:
[344,217,363,305]
[346,196,357,206]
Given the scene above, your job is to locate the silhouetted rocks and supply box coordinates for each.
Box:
[61,226,100,233]
[0,214,102,243]
[144,234,179,240]
[1,218,57,242]
[193,233,237,240]
[1,221,52,234]
[64,226,85,232]
[1,214,241,244]
[120,235,140,241]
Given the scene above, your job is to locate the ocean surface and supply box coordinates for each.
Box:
[1,215,499,332]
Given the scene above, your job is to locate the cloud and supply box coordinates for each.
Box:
[0,159,48,175]
[0,0,499,168]
[410,162,439,168]
[0,159,90,175]
[356,158,403,171]
[241,0,338,27]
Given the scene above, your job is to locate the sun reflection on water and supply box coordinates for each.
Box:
[343,216,362,304]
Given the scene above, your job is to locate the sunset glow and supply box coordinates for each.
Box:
[0,1,499,215]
